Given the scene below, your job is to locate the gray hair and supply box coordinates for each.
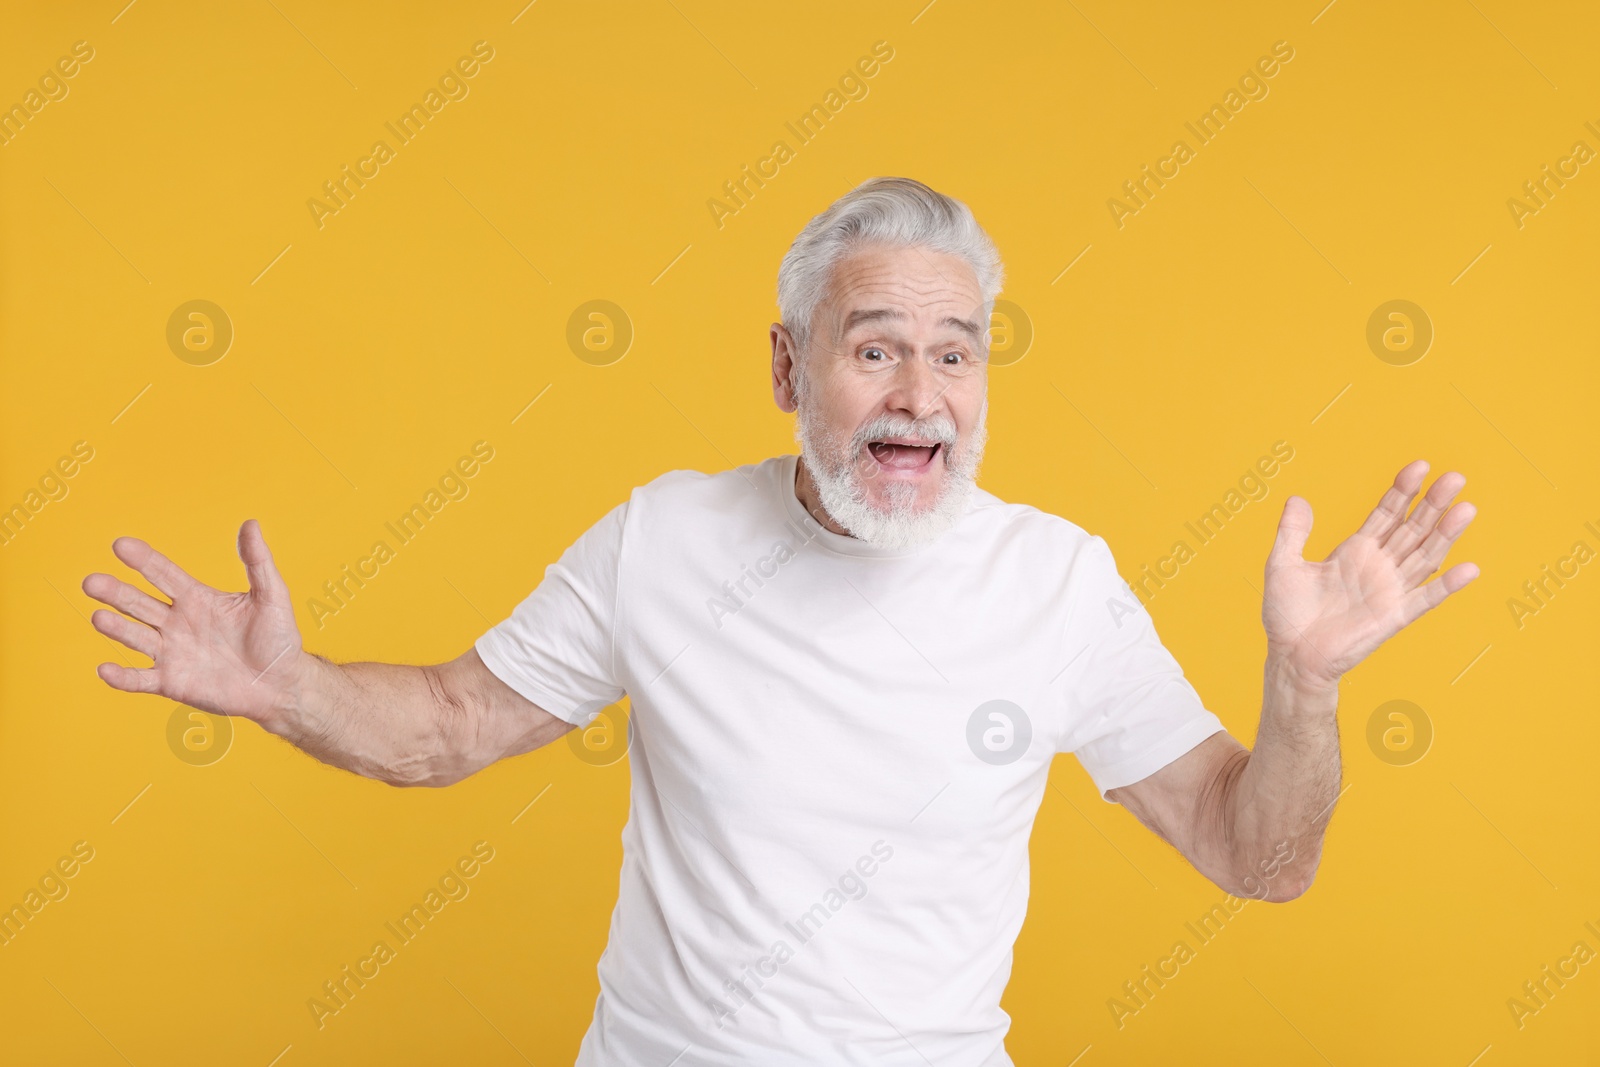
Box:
[776,176,1005,358]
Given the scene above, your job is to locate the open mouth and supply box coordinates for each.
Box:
[865,439,943,471]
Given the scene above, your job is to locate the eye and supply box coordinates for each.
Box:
[861,346,888,361]
[940,350,965,364]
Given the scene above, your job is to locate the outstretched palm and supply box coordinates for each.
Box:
[82,519,304,723]
[1262,460,1479,685]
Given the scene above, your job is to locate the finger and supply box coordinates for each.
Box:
[1386,470,1466,558]
[1356,460,1430,543]
[1269,496,1314,562]
[1402,560,1480,625]
[91,608,160,659]
[112,536,205,601]
[82,572,171,628]
[1400,501,1477,586]
[238,519,289,603]
[95,661,163,695]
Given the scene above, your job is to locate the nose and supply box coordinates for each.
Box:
[884,353,948,425]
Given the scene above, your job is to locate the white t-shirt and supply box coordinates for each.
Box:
[475,453,1226,1066]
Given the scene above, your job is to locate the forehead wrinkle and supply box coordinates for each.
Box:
[834,277,978,313]
[843,241,964,291]
[832,308,984,350]
[838,259,960,287]
[906,243,961,294]
[832,251,975,293]
[820,254,984,347]
[840,287,984,330]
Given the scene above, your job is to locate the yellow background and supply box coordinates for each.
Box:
[3,0,1597,1063]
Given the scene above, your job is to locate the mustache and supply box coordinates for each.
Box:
[849,414,959,452]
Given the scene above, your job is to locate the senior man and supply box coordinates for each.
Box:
[84,177,1477,1065]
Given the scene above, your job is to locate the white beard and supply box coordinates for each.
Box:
[792,366,988,552]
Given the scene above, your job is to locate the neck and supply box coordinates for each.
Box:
[794,455,854,537]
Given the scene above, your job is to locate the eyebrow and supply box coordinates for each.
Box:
[840,306,985,343]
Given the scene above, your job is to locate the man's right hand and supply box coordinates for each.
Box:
[80,518,573,786]
[83,519,305,726]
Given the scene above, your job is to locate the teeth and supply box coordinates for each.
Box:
[865,440,942,453]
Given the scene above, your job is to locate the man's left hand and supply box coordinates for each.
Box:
[1261,459,1479,688]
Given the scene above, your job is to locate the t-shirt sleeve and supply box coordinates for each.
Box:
[473,500,628,726]
[1057,534,1228,803]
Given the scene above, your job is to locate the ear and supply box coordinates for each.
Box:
[771,323,799,413]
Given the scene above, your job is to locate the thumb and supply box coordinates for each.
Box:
[238,519,288,601]
[1270,495,1313,563]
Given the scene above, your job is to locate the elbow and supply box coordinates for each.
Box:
[1257,875,1314,903]
[374,752,467,789]
[1218,874,1310,904]
[414,762,476,788]
[382,772,458,789]
[1226,834,1321,903]
[391,764,474,789]
[413,663,484,789]
[1234,862,1318,903]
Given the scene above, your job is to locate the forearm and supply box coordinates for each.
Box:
[260,652,486,787]
[1219,653,1343,901]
